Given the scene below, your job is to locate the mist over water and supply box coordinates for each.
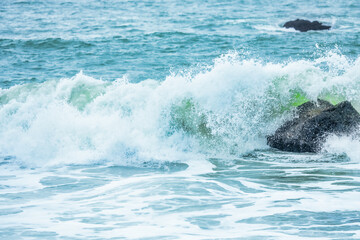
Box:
[1,0,360,239]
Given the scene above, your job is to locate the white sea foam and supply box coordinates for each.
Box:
[323,135,360,163]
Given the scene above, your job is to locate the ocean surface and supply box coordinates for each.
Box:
[1,0,360,239]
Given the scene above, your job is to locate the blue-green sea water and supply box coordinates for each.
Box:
[1,0,360,239]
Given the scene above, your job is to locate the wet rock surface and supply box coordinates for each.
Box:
[267,100,360,152]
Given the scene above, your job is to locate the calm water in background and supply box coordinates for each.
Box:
[1,0,360,239]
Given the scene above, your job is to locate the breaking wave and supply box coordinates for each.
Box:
[0,51,359,166]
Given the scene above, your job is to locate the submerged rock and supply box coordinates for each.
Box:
[267,100,360,152]
[283,19,331,32]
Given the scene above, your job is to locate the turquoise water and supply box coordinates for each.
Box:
[1,0,360,239]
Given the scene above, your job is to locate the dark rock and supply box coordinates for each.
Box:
[283,19,331,32]
[267,100,360,152]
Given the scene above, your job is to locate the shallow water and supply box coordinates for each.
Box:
[1,0,360,239]
[1,152,360,239]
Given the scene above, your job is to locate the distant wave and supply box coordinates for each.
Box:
[0,38,94,49]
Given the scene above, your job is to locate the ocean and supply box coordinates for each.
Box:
[1,0,360,239]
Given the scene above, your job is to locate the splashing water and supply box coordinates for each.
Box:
[1,0,360,237]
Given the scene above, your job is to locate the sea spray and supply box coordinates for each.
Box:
[0,52,360,167]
